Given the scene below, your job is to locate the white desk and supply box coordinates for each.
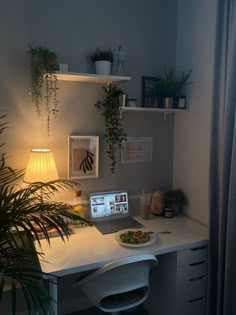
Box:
[35,215,208,315]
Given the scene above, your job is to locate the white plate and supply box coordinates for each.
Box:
[114,229,157,248]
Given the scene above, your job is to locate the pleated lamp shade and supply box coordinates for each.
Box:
[24,149,59,183]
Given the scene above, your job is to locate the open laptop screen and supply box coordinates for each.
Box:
[89,190,129,220]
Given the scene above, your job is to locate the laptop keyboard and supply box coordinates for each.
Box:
[94,216,143,234]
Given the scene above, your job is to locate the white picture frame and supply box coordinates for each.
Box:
[121,137,153,163]
[68,135,99,179]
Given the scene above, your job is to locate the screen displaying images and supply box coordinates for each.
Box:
[90,191,128,219]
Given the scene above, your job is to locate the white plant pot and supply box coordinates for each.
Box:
[95,60,111,75]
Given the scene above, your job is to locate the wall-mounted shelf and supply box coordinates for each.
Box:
[120,107,190,113]
[120,106,190,119]
[55,71,131,84]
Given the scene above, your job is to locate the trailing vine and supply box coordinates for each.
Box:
[95,84,127,173]
[27,45,59,135]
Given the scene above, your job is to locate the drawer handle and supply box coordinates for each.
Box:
[188,296,204,303]
[190,246,207,251]
[189,260,206,266]
[188,275,205,282]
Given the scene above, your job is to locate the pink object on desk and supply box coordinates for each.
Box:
[151,191,164,215]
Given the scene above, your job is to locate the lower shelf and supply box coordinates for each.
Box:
[120,107,190,113]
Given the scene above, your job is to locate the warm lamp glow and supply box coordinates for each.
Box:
[24,149,59,183]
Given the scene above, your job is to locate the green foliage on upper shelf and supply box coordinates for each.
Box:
[94,84,126,173]
[0,115,89,314]
[27,45,59,135]
[156,68,192,98]
[90,48,114,63]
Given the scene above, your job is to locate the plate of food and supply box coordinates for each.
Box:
[114,229,157,248]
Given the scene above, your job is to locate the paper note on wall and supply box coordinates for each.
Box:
[121,137,153,163]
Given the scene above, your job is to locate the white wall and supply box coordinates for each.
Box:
[0,0,177,202]
[0,0,220,223]
[174,0,218,225]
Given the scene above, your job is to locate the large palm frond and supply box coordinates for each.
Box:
[0,115,89,314]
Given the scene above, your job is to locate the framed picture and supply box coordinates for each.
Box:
[68,135,99,179]
[142,76,161,108]
[121,137,153,164]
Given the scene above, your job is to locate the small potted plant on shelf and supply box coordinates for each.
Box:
[94,84,127,173]
[156,68,192,109]
[90,48,113,75]
[27,45,59,135]
[164,188,188,216]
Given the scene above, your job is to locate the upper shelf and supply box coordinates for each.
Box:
[55,71,131,84]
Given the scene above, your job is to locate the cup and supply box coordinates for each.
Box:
[140,205,150,220]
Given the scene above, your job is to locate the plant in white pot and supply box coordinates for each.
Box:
[90,48,113,75]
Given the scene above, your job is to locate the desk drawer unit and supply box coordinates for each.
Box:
[176,245,208,315]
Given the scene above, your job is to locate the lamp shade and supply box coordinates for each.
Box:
[24,149,59,183]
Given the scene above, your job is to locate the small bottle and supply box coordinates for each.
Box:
[112,45,125,76]
[164,207,173,218]
[140,190,150,220]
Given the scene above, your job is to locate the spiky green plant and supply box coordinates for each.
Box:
[0,115,89,314]
[156,68,192,98]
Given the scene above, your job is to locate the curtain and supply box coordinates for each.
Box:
[209,1,236,315]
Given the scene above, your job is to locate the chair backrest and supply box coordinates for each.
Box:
[75,254,158,313]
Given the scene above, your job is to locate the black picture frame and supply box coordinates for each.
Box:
[142,76,161,108]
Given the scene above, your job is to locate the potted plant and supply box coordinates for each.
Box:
[156,68,192,108]
[0,115,89,314]
[94,84,126,173]
[27,45,59,135]
[90,48,113,75]
[164,188,188,216]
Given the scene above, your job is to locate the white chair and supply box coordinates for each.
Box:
[75,254,158,315]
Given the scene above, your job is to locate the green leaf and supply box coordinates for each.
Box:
[0,116,90,313]
[94,84,127,173]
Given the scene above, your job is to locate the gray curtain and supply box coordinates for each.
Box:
[209,0,236,315]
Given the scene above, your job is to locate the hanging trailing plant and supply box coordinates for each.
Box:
[95,84,127,173]
[27,45,59,135]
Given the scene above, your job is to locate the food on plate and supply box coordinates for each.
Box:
[120,230,150,244]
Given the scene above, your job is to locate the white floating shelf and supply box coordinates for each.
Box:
[120,107,190,113]
[55,71,131,84]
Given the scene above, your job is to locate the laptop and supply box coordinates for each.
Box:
[89,190,143,234]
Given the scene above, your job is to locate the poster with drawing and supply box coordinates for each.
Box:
[68,136,99,179]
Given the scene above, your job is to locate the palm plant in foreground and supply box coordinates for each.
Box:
[0,115,88,314]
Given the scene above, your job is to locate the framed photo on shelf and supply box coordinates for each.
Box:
[68,135,99,179]
[142,76,161,108]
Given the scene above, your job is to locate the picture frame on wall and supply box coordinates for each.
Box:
[68,135,99,179]
[142,76,161,108]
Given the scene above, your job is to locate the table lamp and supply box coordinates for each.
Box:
[24,149,59,183]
